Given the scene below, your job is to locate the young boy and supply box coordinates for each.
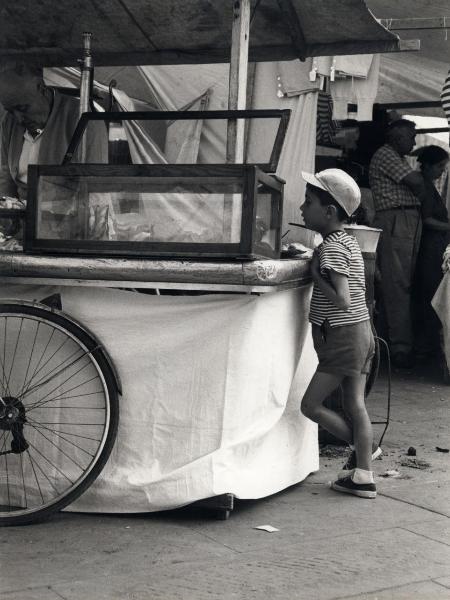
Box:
[300,168,380,499]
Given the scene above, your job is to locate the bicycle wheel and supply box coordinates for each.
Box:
[0,301,119,526]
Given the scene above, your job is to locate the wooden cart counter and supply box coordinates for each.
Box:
[0,253,311,293]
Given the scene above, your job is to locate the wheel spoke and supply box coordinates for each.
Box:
[26,446,59,498]
[19,347,88,401]
[0,429,8,449]
[18,321,56,396]
[26,417,97,458]
[31,390,104,403]
[25,438,74,485]
[1,432,10,508]
[20,453,28,510]
[24,420,104,443]
[27,369,98,410]
[26,375,101,412]
[25,420,88,471]
[0,318,11,397]
[25,447,45,505]
[20,343,84,401]
[23,360,93,411]
[5,317,23,397]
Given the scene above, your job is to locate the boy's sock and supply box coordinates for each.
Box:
[351,468,374,484]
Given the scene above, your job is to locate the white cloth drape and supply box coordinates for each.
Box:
[0,284,319,512]
[432,270,450,372]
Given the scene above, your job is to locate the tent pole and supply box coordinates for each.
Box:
[226,0,251,163]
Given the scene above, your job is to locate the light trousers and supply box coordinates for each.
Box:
[373,208,422,356]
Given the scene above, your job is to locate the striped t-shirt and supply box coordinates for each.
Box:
[309,230,369,327]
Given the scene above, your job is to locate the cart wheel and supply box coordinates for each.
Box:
[216,509,231,520]
[442,359,450,385]
[0,302,119,526]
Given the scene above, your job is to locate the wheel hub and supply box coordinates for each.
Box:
[0,397,25,430]
[0,397,29,454]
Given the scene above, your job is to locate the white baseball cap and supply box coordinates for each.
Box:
[302,168,361,217]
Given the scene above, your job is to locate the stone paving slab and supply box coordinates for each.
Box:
[337,580,450,599]
[0,514,236,594]
[401,516,450,546]
[379,480,450,517]
[1,588,63,600]
[435,576,450,588]
[376,418,450,453]
[369,399,450,425]
[48,527,450,600]
[183,488,446,554]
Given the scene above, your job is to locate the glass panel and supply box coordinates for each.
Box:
[36,176,244,244]
[254,184,281,255]
[99,117,281,166]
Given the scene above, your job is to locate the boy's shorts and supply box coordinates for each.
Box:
[311,319,375,378]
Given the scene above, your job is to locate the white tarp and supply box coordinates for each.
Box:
[432,271,450,373]
[0,284,318,512]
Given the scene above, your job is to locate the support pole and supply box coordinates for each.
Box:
[79,32,93,163]
[226,0,251,164]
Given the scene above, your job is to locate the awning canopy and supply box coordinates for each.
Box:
[0,0,400,67]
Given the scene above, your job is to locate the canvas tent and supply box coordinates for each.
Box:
[367,0,450,116]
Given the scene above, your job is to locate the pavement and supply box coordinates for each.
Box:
[2,361,450,600]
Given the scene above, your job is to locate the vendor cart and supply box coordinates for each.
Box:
[0,0,402,525]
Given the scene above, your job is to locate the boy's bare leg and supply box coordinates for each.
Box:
[301,371,353,444]
[341,375,373,471]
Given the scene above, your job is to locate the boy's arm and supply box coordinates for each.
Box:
[310,252,351,310]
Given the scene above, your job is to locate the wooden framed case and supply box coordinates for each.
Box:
[25,164,284,259]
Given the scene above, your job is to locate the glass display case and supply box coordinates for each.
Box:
[24,109,290,259]
[26,164,284,259]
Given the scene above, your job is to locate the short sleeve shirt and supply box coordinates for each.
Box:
[17,130,44,184]
[369,144,419,211]
[309,230,369,327]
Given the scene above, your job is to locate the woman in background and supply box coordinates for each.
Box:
[415,145,450,360]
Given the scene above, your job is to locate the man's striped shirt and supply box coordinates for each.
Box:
[310,230,369,327]
[441,68,450,131]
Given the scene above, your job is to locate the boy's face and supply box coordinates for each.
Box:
[300,187,327,232]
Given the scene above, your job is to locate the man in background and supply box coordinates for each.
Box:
[0,60,107,200]
[369,118,425,369]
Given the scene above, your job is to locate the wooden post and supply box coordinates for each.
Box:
[224,0,251,243]
[78,32,93,238]
[226,0,251,163]
[79,32,93,163]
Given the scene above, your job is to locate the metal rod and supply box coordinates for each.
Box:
[375,101,442,109]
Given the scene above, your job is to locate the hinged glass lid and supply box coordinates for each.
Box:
[63,109,291,173]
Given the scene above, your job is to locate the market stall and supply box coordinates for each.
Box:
[0,1,402,524]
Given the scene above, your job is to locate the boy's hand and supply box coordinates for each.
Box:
[310,249,320,279]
